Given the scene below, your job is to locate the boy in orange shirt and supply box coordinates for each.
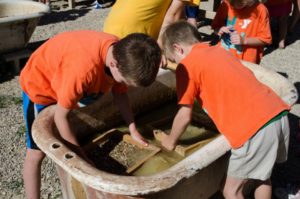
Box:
[20,31,161,199]
[161,21,290,199]
[211,0,272,64]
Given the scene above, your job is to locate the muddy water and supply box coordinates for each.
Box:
[86,102,219,176]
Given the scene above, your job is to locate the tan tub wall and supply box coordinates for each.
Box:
[69,69,177,139]
[32,63,298,199]
[56,154,229,199]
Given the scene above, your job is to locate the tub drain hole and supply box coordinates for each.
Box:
[51,143,61,149]
[65,153,75,160]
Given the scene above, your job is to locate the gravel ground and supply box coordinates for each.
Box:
[0,0,299,198]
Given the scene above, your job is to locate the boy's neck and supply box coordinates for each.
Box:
[105,45,114,77]
[105,45,114,67]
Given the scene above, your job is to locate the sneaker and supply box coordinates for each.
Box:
[274,185,300,199]
[93,0,115,9]
[275,187,289,199]
[290,192,300,199]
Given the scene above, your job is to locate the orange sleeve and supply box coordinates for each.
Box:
[211,2,229,30]
[176,64,197,106]
[256,5,272,44]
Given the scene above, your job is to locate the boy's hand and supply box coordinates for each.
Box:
[161,134,176,151]
[160,54,168,69]
[230,31,244,45]
[218,26,231,36]
[130,128,148,147]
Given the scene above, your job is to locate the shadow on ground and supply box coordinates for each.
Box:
[38,0,95,26]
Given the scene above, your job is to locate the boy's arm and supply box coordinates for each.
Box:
[161,105,193,151]
[112,92,148,146]
[157,0,185,48]
[230,33,268,46]
[54,104,92,163]
[54,104,79,146]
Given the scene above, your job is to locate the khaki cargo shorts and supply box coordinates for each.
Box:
[227,115,290,181]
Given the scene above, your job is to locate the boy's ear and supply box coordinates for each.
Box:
[109,59,119,68]
[173,43,183,54]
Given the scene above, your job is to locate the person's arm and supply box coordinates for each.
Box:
[161,105,193,150]
[216,26,231,36]
[54,104,92,163]
[230,32,268,46]
[54,104,79,146]
[157,0,185,47]
[112,92,148,146]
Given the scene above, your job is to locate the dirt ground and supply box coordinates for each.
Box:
[0,0,299,198]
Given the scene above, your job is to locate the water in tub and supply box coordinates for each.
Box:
[86,101,219,176]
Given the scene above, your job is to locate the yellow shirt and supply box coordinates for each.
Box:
[103,0,200,39]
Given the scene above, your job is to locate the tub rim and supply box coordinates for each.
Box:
[0,0,50,24]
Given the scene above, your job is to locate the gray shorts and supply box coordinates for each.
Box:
[227,115,290,181]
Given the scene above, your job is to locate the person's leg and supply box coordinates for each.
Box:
[254,179,272,199]
[297,120,300,142]
[223,176,247,199]
[23,149,45,199]
[278,15,289,49]
[289,0,300,32]
[185,6,199,27]
[22,91,48,199]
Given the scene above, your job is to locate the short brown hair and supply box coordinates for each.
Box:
[113,33,161,87]
[162,20,201,58]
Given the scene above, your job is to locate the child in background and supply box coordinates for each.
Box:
[211,0,272,64]
[264,0,292,48]
[161,21,290,199]
[20,31,161,199]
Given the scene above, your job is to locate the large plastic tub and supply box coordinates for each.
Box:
[0,0,49,53]
[32,62,298,199]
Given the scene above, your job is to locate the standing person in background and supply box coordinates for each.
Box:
[103,0,200,48]
[211,0,272,64]
[265,0,292,48]
[289,0,300,33]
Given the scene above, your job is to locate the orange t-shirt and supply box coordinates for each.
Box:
[20,30,127,109]
[176,43,289,148]
[211,1,272,64]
